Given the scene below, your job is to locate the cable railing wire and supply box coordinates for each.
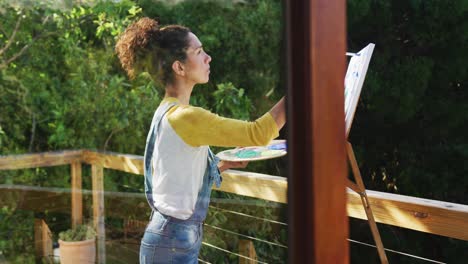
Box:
[204,223,287,248]
[348,239,446,264]
[210,205,446,263]
[10,175,446,264]
[45,255,95,264]
[209,205,287,226]
[198,258,212,264]
[202,241,269,264]
[35,202,446,264]
[204,221,446,264]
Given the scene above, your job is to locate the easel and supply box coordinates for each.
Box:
[345,44,388,263]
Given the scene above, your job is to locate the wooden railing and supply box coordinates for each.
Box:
[1,150,468,261]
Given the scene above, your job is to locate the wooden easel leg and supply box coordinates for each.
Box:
[347,142,389,264]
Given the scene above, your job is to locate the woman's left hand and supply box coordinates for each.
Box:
[217,160,249,173]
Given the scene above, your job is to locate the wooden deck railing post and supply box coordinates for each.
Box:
[71,161,82,228]
[92,164,106,264]
[287,0,348,262]
[34,219,53,260]
[239,239,258,264]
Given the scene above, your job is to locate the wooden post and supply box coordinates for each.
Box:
[71,161,82,228]
[286,0,348,263]
[34,219,53,260]
[238,240,258,264]
[92,164,106,264]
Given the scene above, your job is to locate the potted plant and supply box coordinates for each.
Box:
[58,224,96,264]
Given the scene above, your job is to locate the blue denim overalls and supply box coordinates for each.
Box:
[140,102,222,264]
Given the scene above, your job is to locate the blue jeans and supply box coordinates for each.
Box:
[140,211,203,264]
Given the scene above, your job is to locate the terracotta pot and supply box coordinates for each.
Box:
[58,238,96,264]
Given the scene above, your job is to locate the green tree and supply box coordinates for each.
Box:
[348,0,468,262]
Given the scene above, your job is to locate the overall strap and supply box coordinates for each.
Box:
[143,102,177,210]
[207,148,222,188]
[182,148,221,223]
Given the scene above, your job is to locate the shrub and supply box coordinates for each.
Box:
[58,225,96,242]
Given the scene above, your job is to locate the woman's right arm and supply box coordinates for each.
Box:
[166,98,286,148]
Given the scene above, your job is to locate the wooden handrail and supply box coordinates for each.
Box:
[82,150,143,175]
[213,170,287,204]
[0,150,82,170]
[348,189,468,241]
[1,150,468,241]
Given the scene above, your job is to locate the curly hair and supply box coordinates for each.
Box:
[115,17,191,84]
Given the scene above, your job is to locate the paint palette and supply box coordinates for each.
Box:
[216,140,287,162]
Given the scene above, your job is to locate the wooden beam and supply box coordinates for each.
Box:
[347,189,468,241]
[92,164,106,264]
[71,161,83,228]
[0,150,82,170]
[286,0,348,262]
[83,150,143,175]
[214,170,287,203]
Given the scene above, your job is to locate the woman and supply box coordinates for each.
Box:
[115,17,286,263]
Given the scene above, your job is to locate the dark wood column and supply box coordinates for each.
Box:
[286,0,348,263]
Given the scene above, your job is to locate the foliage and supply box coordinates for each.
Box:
[0,0,467,263]
[202,192,287,263]
[137,0,284,114]
[0,207,35,263]
[213,82,252,121]
[347,0,468,201]
[0,0,286,262]
[347,0,468,262]
[58,224,96,242]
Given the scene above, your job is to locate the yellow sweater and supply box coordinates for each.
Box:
[165,98,278,147]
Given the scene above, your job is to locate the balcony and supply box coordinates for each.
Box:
[1,150,467,263]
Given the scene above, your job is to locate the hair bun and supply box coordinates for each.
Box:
[134,17,161,47]
[116,17,191,83]
[115,17,161,79]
